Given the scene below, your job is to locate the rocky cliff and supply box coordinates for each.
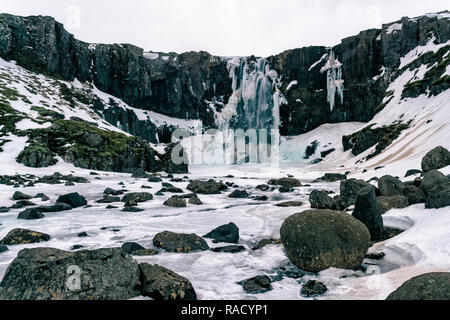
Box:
[0,12,449,138]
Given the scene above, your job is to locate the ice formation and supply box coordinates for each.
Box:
[320,50,344,112]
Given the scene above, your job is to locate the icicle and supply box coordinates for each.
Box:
[320,50,344,112]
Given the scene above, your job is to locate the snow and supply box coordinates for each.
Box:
[308,54,327,71]
[373,66,386,81]
[14,119,51,130]
[286,80,298,91]
[143,52,159,60]
[399,35,450,69]
[386,23,402,34]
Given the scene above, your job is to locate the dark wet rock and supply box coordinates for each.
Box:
[153,231,210,253]
[203,222,239,244]
[352,187,384,241]
[256,184,270,191]
[374,166,385,171]
[309,190,336,210]
[319,173,347,182]
[386,272,450,300]
[340,179,373,207]
[103,188,123,196]
[154,190,165,196]
[65,181,75,186]
[376,195,409,214]
[121,242,145,254]
[132,249,159,256]
[252,238,282,250]
[35,193,50,201]
[165,186,184,193]
[426,181,450,209]
[17,208,45,220]
[420,170,448,195]
[421,146,450,172]
[405,169,422,177]
[106,205,118,209]
[228,190,249,198]
[77,232,88,237]
[164,196,187,208]
[280,209,370,273]
[12,191,32,200]
[187,179,227,194]
[139,263,196,300]
[0,247,141,300]
[131,168,150,178]
[268,177,301,188]
[253,195,269,201]
[0,207,10,213]
[188,194,203,205]
[11,200,36,209]
[378,175,405,196]
[321,148,336,158]
[239,275,272,294]
[402,184,426,205]
[70,245,84,250]
[300,280,327,297]
[148,176,163,182]
[275,201,303,207]
[37,203,73,213]
[279,186,294,193]
[56,192,87,207]
[0,244,8,253]
[365,252,385,260]
[212,245,245,253]
[121,206,144,212]
[121,192,153,203]
[0,228,50,245]
[96,196,121,203]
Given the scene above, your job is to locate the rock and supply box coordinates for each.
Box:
[0,207,10,213]
[279,186,294,193]
[37,203,73,212]
[121,192,153,203]
[426,181,450,209]
[0,229,51,245]
[340,179,372,207]
[96,196,121,203]
[106,205,118,209]
[212,245,245,253]
[365,252,385,260]
[139,263,196,300]
[203,223,239,244]
[12,191,32,200]
[77,232,88,237]
[376,195,410,214]
[0,247,141,300]
[153,231,209,253]
[147,176,163,182]
[253,195,268,201]
[275,201,303,207]
[319,173,347,182]
[121,206,144,212]
[405,169,422,177]
[16,144,57,168]
[17,208,45,220]
[10,200,36,209]
[280,209,370,273]
[71,245,84,250]
[121,242,145,254]
[420,170,448,195]
[300,280,328,297]
[131,168,150,178]
[65,181,75,186]
[103,188,122,196]
[268,177,301,188]
[402,184,426,205]
[386,272,450,300]
[256,184,270,191]
[56,192,87,207]
[239,275,272,294]
[421,146,450,172]
[159,143,189,174]
[321,148,336,158]
[352,187,384,240]
[309,190,336,209]
[253,238,282,250]
[228,190,249,198]
[164,196,187,208]
[187,179,227,194]
[188,194,203,205]
[378,175,406,196]
[132,249,159,256]
[0,244,8,253]
[35,193,50,201]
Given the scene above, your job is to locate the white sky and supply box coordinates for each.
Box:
[1,0,449,57]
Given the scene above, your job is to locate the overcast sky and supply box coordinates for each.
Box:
[2,0,449,57]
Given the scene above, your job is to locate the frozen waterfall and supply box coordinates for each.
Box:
[320,50,344,112]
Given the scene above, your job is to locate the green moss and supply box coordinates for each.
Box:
[366,121,411,160]
[0,100,25,133]
[432,75,450,86]
[30,106,64,119]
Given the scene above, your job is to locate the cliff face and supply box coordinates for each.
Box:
[0,12,449,138]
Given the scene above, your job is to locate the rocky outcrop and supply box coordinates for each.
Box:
[153,231,210,253]
[386,272,450,300]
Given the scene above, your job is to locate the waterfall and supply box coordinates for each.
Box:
[215,57,282,131]
[320,50,344,112]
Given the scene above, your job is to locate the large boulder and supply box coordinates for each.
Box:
[153,231,210,253]
[187,179,227,194]
[0,244,8,253]
[56,192,87,207]
[426,181,450,209]
[421,146,450,172]
[386,272,450,300]
[228,190,249,198]
[0,229,50,245]
[239,275,272,294]
[268,177,301,188]
[309,190,336,210]
[376,195,409,214]
[420,170,448,195]
[402,184,426,205]
[164,196,187,208]
[352,187,384,240]
[121,242,145,254]
[121,192,153,203]
[0,247,141,300]
[318,173,347,182]
[300,280,328,297]
[12,191,32,200]
[378,175,405,196]
[280,209,370,273]
[203,223,239,244]
[17,208,45,220]
[139,263,196,300]
[36,203,73,212]
[340,179,372,207]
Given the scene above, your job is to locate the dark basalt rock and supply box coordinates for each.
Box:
[187,179,227,194]
[96,196,121,203]
[212,245,245,253]
[35,193,50,201]
[132,249,159,256]
[12,191,32,200]
[420,170,448,195]
[10,200,36,209]
[340,179,373,207]
[426,181,450,209]
[239,275,272,294]
[0,244,8,253]
[405,169,422,177]
[421,146,450,172]
[275,201,303,207]
[268,177,302,188]
[121,242,145,254]
[402,184,426,205]
[300,280,328,297]
[121,192,153,203]
[256,184,270,191]
[376,195,409,214]
[0,247,141,300]
[139,263,197,300]
[309,190,336,210]
[0,207,10,213]
[148,176,163,183]
[378,175,406,196]
[153,231,210,253]
[386,272,450,300]
[17,208,45,220]
[228,190,249,198]
[164,196,187,208]
[203,223,240,244]
[188,194,203,205]
[36,203,73,212]
[352,187,384,241]
[0,228,50,245]
[318,173,347,182]
[103,188,123,196]
[56,192,87,207]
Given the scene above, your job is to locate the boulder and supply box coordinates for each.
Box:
[12,191,32,200]
[239,275,272,294]
[96,196,121,203]
[378,175,405,196]
[131,168,150,178]
[280,209,370,273]
[187,179,227,194]
[121,192,153,203]
[188,194,203,205]
[139,263,196,300]
[376,195,409,214]
[300,280,328,297]
[10,200,36,209]
[164,196,187,208]
[212,245,246,253]
[203,223,239,244]
[421,170,448,195]
[402,185,426,205]
[0,247,141,300]
[421,146,450,172]
[132,249,159,256]
[121,242,145,254]
[268,177,301,188]
[320,173,347,182]
[405,169,422,177]
[17,208,45,220]
[56,192,87,207]
[0,244,8,253]
[153,231,210,253]
[386,272,450,300]
[0,207,10,213]
[147,176,163,183]
[37,203,73,212]
[0,229,50,245]
[275,201,304,207]
[103,188,122,196]
[35,193,50,201]
[309,190,336,209]
[256,184,270,191]
[228,190,249,198]
[426,181,450,209]
[340,179,372,207]
[352,187,384,240]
